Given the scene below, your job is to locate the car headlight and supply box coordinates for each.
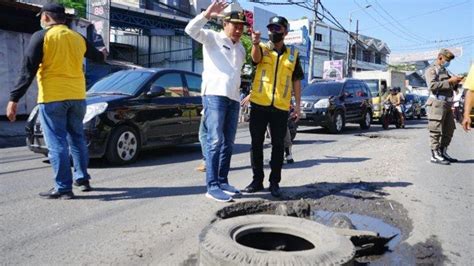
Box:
[313,98,329,108]
[83,102,108,123]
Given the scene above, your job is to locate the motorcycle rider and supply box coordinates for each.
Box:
[384,87,405,128]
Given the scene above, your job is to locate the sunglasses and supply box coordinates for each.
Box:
[267,24,283,32]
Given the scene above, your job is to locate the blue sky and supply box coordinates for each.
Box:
[240,0,473,74]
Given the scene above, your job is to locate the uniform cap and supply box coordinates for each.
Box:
[36,3,65,16]
[223,11,249,26]
[439,48,455,60]
[267,16,289,30]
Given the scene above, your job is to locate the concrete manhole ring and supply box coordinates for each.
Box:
[199,214,355,265]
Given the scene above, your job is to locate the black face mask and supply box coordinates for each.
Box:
[269,32,284,43]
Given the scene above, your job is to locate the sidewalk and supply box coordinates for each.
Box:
[0,119,27,148]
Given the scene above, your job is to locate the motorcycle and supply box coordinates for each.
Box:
[381,102,402,129]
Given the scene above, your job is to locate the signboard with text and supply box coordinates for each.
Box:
[87,0,110,50]
[323,60,344,80]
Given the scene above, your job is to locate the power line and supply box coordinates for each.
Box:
[390,35,474,49]
[391,39,472,52]
[353,0,424,44]
[370,0,429,43]
[360,0,471,31]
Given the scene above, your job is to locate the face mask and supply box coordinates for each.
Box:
[443,61,450,68]
[40,20,47,30]
[269,32,284,43]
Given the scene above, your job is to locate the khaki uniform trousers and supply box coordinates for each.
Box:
[427,99,455,150]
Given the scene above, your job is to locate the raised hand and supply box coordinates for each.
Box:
[204,1,229,19]
[252,30,261,45]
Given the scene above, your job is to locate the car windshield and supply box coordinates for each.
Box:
[302,83,343,97]
[88,70,153,96]
[364,80,379,97]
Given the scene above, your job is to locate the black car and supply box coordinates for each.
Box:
[298,79,373,133]
[26,68,203,165]
[419,95,429,116]
[404,93,422,119]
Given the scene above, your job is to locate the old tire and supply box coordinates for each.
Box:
[199,215,355,266]
[328,111,345,134]
[105,125,140,165]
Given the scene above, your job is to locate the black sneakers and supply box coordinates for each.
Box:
[39,188,74,200]
[269,184,282,198]
[242,181,264,193]
[74,179,92,192]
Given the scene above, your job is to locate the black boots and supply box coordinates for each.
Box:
[431,149,450,165]
[440,147,458,163]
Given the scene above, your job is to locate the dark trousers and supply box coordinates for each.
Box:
[249,105,288,185]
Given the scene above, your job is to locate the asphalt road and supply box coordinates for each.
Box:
[0,119,473,265]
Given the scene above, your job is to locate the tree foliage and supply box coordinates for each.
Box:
[389,64,416,72]
[59,0,86,18]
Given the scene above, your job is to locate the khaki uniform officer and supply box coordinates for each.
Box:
[425,49,463,165]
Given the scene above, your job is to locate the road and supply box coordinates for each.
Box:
[1,119,473,265]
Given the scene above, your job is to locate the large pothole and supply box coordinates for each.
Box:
[208,182,448,265]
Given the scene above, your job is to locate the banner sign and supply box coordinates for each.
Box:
[87,0,110,50]
[323,60,344,80]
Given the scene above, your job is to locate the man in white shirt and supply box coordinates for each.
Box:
[185,1,247,202]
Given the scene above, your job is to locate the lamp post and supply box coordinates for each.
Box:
[346,4,371,77]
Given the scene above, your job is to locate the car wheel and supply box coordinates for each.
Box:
[105,125,140,165]
[360,111,372,129]
[329,111,344,134]
[199,215,355,266]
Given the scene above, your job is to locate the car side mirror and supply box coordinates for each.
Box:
[146,85,165,98]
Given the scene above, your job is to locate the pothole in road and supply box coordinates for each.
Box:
[214,200,403,263]
[209,183,448,265]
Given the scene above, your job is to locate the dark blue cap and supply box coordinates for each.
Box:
[36,3,65,17]
[267,16,289,30]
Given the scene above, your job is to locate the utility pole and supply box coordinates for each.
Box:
[346,5,371,78]
[307,0,320,83]
[354,19,359,74]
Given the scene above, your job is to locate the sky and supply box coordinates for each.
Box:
[239,0,473,74]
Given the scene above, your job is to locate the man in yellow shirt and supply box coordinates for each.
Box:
[6,3,106,199]
[462,64,474,131]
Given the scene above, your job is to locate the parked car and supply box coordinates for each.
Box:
[298,79,373,134]
[26,68,203,165]
[403,93,422,119]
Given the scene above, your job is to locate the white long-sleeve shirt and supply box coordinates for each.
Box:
[185,13,245,102]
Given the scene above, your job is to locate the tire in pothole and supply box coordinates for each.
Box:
[199,214,355,265]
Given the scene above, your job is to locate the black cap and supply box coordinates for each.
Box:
[223,11,249,26]
[36,3,65,17]
[267,16,289,30]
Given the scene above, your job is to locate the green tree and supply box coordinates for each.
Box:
[59,0,86,18]
[389,64,416,72]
